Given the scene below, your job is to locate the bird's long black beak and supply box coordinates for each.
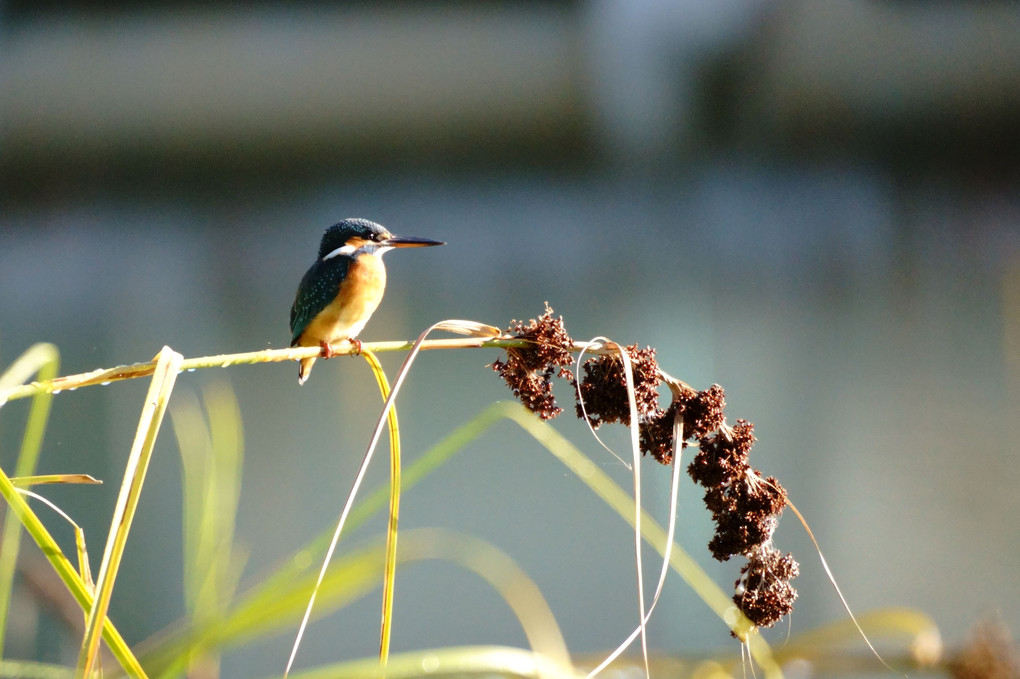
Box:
[382,235,445,248]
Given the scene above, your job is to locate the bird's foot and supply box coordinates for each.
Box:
[319,340,336,359]
[348,338,363,356]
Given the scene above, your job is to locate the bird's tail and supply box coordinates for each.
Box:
[297,356,316,385]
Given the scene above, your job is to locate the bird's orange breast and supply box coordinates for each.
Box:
[295,255,387,347]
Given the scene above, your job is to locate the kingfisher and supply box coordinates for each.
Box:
[290,218,444,384]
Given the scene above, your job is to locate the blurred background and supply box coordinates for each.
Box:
[1,0,1019,674]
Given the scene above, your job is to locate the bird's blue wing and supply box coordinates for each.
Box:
[290,257,350,346]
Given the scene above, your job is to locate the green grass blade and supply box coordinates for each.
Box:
[171,382,247,678]
[279,645,580,679]
[0,343,60,657]
[359,350,400,665]
[77,346,183,677]
[0,466,143,676]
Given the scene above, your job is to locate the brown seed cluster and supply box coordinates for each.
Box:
[574,345,662,427]
[492,303,574,420]
[493,305,799,632]
[638,400,685,465]
[734,546,799,629]
[677,384,727,441]
[688,419,798,629]
[635,384,720,465]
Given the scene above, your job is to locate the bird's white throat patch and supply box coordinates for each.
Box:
[323,244,357,260]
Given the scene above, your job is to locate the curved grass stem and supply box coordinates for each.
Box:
[0,342,60,656]
[359,351,401,665]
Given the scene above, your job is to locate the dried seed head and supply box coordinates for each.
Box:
[677,384,726,441]
[575,345,662,428]
[493,303,574,420]
[489,304,799,632]
[733,546,799,630]
[708,500,780,561]
[639,403,681,465]
[690,421,789,562]
[688,419,755,488]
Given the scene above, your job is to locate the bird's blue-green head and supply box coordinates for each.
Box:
[318,218,444,260]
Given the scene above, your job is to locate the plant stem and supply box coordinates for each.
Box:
[0,336,638,404]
